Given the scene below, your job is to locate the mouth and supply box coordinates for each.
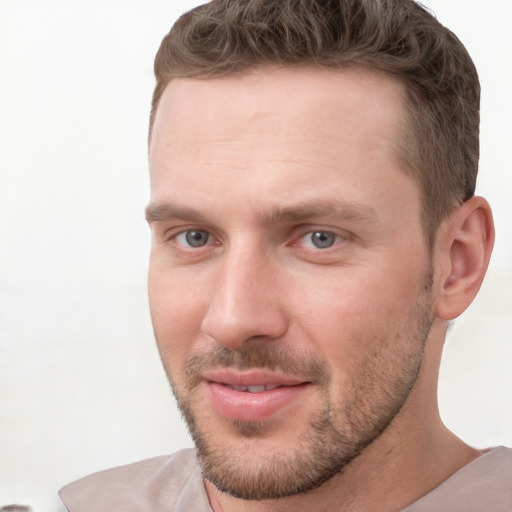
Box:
[201,370,311,422]
[221,383,291,393]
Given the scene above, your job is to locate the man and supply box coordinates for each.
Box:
[59,0,512,510]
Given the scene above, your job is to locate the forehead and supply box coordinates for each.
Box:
[148,66,419,232]
[150,66,406,161]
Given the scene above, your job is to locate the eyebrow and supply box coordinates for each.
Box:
[264,201,379,225]
[145,199,379,225]
[145,202,208,224]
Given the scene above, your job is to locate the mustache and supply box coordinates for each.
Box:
[184,344,331,390]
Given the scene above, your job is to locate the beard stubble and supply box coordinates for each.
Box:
[160,269,434,500]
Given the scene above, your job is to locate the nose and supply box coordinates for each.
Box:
[200,245,289,350]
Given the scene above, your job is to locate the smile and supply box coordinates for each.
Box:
[201,370,311,422]
[226,383,284,392]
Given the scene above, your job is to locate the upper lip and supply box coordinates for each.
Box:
[202,369,308,388]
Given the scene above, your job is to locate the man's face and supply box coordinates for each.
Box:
[147,67,434,499]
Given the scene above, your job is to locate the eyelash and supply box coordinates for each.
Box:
[165,228,219,250]
[292,230,346,250]
[166,227,348,252]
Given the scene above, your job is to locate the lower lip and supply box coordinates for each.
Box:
[205,382,310,422]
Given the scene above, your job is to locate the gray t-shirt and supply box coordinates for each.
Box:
[59,447,512,511]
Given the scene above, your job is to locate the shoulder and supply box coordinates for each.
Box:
[59,448,210,512]
[403,447,512,512]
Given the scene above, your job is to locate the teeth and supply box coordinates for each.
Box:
[247,385,265,393]
[229,384,282,392]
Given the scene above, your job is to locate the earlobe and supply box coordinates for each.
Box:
[435,196,495,321]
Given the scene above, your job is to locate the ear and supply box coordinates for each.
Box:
[434,196,495,320]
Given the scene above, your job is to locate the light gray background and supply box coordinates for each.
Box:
[0,1,511,510]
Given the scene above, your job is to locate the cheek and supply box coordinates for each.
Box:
[148,260,211,371]
[149,252,210,319]
[289,265,426,364]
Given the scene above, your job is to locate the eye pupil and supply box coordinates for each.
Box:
[185,230,209,247]
[311,231,335,248]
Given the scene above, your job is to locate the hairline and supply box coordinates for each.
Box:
[148,63,441,250]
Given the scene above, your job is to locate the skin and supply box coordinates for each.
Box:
[147,67,494,512]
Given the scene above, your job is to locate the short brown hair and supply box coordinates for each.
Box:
[150,0,480,247]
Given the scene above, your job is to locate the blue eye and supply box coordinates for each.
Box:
[177,230,210,248]
[309,231,337,248]
[297,231,341,249]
